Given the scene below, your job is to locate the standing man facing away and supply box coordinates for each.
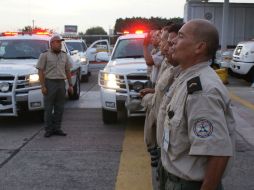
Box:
[36,34,73,138]
[161,19,236,190]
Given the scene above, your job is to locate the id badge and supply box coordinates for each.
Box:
[163,127,170,152]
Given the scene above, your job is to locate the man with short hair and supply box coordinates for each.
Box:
[143,29,164,87]
[161,19,236,190]
[140,24,183,172]
[36,34,73,138]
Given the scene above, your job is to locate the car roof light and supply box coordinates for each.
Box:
[35,31,50,35]
[135,30,143,34]
[2,32,18,36]
[123,30,130,34]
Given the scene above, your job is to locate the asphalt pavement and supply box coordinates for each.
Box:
[0,71,253,190]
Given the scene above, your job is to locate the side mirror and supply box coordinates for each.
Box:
[70,50,78,55]
[96,52,110,62]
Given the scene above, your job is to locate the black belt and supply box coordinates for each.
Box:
[45,78,65,81]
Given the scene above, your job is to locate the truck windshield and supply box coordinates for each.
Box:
[66,41,87,52]
[0,39,49,59]
[112,38,144,60]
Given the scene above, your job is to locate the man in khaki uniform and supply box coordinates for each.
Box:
[153,24,183,190]
[36,34,73,137]
[143,29,163,87]
[161,19,236,190]
[142,24,183,152]
[141,28,168,152]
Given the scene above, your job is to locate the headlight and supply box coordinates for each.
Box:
[81,57,87,64]
[0,82,9,92]
[103,73,119,88]
[29,74,40,83]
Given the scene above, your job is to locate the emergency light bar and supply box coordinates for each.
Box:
[1,30,51,37]
[1,32,18,36]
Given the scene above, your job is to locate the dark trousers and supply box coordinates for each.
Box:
[157,159,166,190]
[164,171,224,190]
[44,79,66,132]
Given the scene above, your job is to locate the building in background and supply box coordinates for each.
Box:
[184,1,254,47]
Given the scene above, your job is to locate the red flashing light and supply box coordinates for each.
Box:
[135,30,143,34]
[2,32,18,36]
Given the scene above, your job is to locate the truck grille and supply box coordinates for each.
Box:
[0,75,29,92]
[117,74,149,92]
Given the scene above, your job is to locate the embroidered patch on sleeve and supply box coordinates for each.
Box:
[193,119,213,138]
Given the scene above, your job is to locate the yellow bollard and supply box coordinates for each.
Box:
[215,68,229,85]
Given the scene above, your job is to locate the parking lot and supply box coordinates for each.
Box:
[0,70,254,190]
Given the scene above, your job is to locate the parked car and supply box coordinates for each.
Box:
[215,49,234,68]
[65,39,90,82]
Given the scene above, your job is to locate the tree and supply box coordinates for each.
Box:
[85,26,107,35]
[114,17,184,34]
[22,26,33,32]
[20,26,52,33]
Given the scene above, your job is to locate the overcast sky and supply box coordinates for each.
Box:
[0,0,253,33]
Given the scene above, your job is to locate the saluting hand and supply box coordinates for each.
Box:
[143,33,151,47]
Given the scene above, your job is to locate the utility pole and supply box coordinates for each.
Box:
[32,19,35,29]
[221,0,229,51]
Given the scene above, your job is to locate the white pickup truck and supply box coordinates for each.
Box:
[0,33,81,117]
[230,40,254,83]
[98,33,148,124]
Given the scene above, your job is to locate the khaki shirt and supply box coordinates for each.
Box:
[161,62,236,181]
[36,49,72,79]
[143,63,180,148]
[156,65,181,147]
[157,58,169,78]
[151,50,164,84]
[146,48,158,78]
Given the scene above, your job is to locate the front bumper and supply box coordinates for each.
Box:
[230,60,254,75]
[81,62,89,75]
[100,87,145,117]
[0,86,43,116]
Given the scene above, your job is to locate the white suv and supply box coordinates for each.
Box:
[0,32,81,117]
[98,33,148,124]
[65,39,90,82]
[230,40,254,82]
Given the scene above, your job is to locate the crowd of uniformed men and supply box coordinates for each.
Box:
[140,19,236,190]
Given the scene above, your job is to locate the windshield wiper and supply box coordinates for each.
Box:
[114,55,143,59]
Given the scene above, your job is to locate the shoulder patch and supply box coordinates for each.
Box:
[193,119,213,138]
[187,76,202,94]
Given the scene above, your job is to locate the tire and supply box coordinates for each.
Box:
[102,108,117,124]
[68,76,80,100]
[81,74,89,82]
